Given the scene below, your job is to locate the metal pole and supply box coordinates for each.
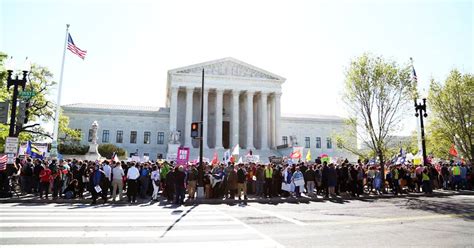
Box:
[52,24,70,142]
[198,69,204,186]
[8,76,20,137]
[419,100,428,166]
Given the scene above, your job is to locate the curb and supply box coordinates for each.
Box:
[1,191,472,205]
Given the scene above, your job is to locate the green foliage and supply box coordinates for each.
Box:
[59,113,81,144]
[342,53,413,165]
[428,69,473,162]
[98,144,126,159]
[58,143,89,155]
[0,52,79,144]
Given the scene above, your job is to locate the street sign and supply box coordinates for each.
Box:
[0,102,8,124]
[19,91,36,98]
[5,137,19,154]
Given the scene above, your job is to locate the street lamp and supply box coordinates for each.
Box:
[6,57,31,137]
[414,98,428,166]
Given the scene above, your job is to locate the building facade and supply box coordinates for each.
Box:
[63,58,356,162]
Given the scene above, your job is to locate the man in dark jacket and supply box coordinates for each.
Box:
[89,165,108,205]
[322,162,329,198]
[174,166,186,205]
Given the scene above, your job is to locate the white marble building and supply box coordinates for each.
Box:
[63,58,356,162]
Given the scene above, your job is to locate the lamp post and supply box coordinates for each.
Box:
[414,98,428,166]
[6,57,30,137]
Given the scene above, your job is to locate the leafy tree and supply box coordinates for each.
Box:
[342,53,413,180]
[98,144,127,159]
[428,70,473,162]
[0,52,80,145]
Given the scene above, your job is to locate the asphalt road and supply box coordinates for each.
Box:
[1,195,473,248]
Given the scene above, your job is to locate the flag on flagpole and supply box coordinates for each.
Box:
[449,144,458,157]
[231,144,239,156]
[237,156,243,164]
[305,149,311,162]
[67,33,87,59]
[111,152,119,163]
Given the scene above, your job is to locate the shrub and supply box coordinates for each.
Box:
[98,144,126,159]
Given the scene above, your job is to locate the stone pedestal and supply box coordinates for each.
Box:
[84,143,101,161]
[166,143,180,161]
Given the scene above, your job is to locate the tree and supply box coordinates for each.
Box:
[0,52,80,144]
[98,144,127,159]
[428,70,473,162]
[342,53,413,181]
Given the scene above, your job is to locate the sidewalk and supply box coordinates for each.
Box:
[1,189,473,205]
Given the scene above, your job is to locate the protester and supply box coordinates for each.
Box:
[126,163,140,204]
[111,162,125,202]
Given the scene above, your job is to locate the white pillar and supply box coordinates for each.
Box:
[169,87,179,132]
[260,92,268,150]
[202,88,209,149]
[231,89,240,147]
[215,89,224,149]
[246,90,255,150]
[184,87,194,147]
[274,92,281,147]
[271,94,276,148]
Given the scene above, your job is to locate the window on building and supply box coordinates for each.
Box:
[144,131,151,144]
[88,129,93,142]
[305,137,310,148]
[316,137,321,148]
[326,137,332,149]
[116,130,123,143]
[282,136,288,145]
[130,131,137,144]
[157,132,164,144]
[102,130,110,143]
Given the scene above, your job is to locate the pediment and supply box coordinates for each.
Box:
[169,57,285,81]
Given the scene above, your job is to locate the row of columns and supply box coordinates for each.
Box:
[169,86,281,150]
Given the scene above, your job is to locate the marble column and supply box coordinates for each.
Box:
[184,87,194,147]
[231,89,239,147]
[202,88,209,149]
[215,89,224,149]
[260,92,268,150]
[270,94,276,148]
[246,90,255,150]
[169,86,179,132]
[274,92,282,147]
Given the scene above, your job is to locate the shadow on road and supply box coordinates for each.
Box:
[403,197,474,221]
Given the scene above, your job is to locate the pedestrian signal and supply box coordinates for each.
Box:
[191,122,199,138]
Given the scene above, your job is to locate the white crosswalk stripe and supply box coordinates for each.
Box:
[0,203,284,248]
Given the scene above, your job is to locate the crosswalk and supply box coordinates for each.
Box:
[0,203,283,248]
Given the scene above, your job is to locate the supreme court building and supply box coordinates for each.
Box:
[63,58,356,162]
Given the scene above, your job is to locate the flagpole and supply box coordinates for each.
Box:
[410,57,422,154]
[51,24,69,157]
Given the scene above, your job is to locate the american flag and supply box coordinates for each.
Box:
[0,154,7,171]
[67,33,87,59]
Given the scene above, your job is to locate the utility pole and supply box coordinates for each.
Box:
[198,69,205,187]
[414,98,428,166]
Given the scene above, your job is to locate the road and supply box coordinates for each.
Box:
[1,195,473,248]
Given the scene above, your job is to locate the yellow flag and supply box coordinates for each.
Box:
[306,149,312,162]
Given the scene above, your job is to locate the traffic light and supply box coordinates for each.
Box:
[191,122,199,138]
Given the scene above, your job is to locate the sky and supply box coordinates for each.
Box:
[0,0,472,136]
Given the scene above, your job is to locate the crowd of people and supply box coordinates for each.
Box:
[0,156,473,205]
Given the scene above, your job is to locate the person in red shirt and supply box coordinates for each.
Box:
[39,164,51,199]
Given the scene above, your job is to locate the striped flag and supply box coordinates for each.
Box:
[67,33,87,59]
[0,154,7,171]
[412,65,418,83]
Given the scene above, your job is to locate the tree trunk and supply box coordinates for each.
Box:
[378,150,385,193]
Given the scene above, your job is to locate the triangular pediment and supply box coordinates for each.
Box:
[168,57,285,81]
